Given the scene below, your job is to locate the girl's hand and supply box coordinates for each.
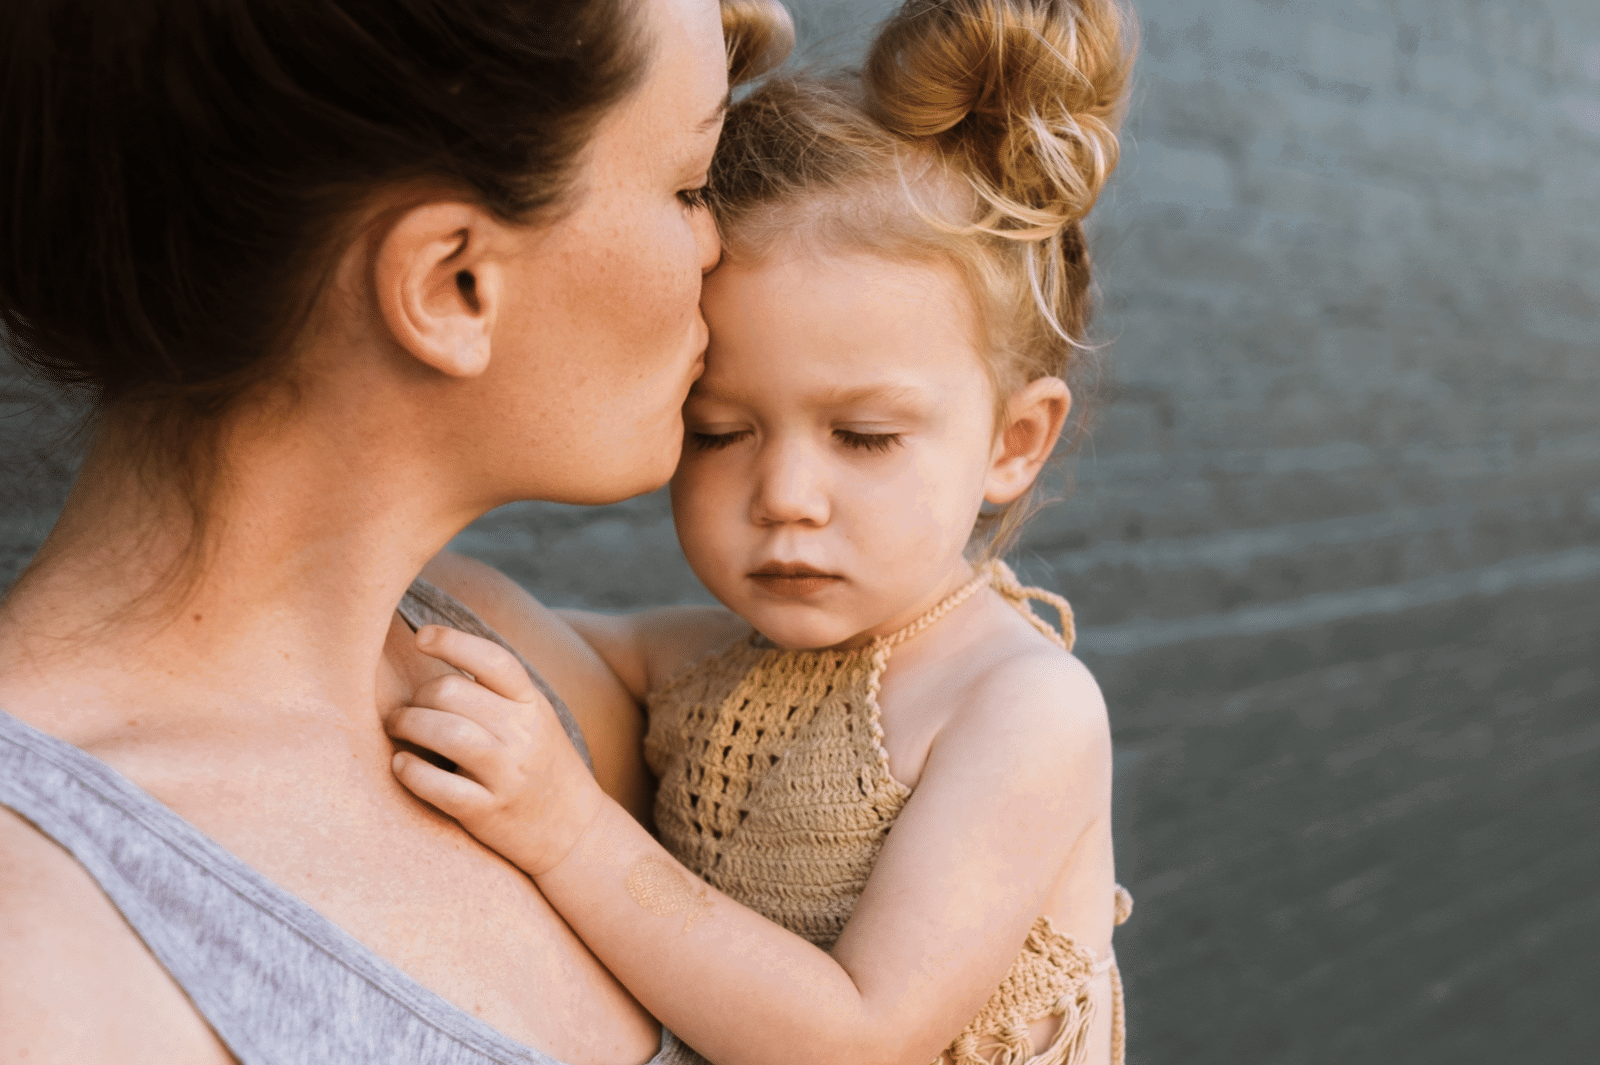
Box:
[386,625,605,876]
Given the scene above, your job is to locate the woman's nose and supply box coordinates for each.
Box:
[751,443,829,527]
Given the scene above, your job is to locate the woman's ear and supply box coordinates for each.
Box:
[984,376,1071,505]
[374,202,507,379]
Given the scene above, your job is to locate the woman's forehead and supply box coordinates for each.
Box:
[634,0,730,119]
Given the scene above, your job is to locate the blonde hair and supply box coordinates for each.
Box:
[710,0,1134,555]
[722,0,796,84]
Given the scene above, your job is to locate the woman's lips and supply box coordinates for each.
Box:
[748,563,843,599]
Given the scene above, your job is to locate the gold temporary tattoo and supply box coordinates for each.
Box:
[625,856,713,932]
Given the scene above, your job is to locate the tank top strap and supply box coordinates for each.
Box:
[0,704,698,1065]
[399,578,593,773]
[876,560,1075,654]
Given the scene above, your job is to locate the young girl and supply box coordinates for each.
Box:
[389,1,1136,1062]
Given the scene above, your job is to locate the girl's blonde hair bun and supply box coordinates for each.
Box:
[865,0,1133,237]
[723,0,796,86]
[707,0,1134,557]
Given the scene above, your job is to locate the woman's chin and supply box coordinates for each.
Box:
[534,453,680,507]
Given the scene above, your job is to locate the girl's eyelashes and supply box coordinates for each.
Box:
[678,185,711,211]
[689,429,751,451]
[687,427,904,452]
[835,429,903,453]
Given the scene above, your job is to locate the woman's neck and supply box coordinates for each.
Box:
[0,404,474,743]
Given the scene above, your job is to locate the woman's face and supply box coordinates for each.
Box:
[484,0,729,507]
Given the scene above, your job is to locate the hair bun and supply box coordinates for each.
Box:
[865,0,1133,235]
[723,0,795,86]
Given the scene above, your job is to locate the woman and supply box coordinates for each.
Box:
[0,0,786,1061]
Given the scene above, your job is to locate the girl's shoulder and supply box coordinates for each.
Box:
[963,634,1108,753]
[952,591,1109,766]
[885,591,1109,798]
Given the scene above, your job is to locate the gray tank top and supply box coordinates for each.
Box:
[0,579,704,1065]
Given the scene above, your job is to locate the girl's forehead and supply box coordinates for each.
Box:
[704,249,975,338]
[698,251,990,403]
[688,369,938,412]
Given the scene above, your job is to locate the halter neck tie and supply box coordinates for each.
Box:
[877,560,1075,653]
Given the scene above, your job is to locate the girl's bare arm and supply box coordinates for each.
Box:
[388,626,1111,1065]
[557,606,752,705]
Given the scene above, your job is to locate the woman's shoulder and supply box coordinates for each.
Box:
[417,551,612,692]
[0,807,235,1063]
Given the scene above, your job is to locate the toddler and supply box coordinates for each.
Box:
[390,1,1136,1062]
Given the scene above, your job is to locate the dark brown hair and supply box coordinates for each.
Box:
[0,0,790,482]
[1,0,643,425]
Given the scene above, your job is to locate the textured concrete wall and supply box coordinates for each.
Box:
[3,1,1597,1061]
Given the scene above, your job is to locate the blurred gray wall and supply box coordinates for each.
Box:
[2,1,1597,1061]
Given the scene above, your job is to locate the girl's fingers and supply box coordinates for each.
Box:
[414,625,538,703]
[392,749,494,817]
[387,703,500,771]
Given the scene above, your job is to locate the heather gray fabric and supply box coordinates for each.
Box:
[0,579,704,1065]
[397,577,593,773]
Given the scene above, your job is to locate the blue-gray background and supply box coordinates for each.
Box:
[3,1,1597,1061]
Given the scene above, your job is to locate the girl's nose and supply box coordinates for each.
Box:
[751,442,829,527]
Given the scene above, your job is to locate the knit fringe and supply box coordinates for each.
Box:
[939,982,1096,1065]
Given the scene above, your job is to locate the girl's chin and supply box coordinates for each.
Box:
[752,616,877,653]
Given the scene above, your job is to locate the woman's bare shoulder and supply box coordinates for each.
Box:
[418,551,607,686]
[0,808,235,1064]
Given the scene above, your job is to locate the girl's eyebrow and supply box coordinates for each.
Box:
[815,384,928,409]
[687,380,928,409]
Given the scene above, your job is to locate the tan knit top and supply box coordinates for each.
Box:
[644,562,1131,1065]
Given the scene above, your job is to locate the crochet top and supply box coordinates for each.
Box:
[644,562,1132,1065]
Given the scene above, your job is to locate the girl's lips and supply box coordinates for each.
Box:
[748,565,843,599]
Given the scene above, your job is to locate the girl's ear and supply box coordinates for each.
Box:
[374,202,508,379]
[984,376,1071,505]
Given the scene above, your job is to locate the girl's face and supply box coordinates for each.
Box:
[672,251,1005,650]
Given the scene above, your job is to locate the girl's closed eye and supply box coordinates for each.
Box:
[689,428,752,451]
[677,185,711,211]
[834,428,903,453]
